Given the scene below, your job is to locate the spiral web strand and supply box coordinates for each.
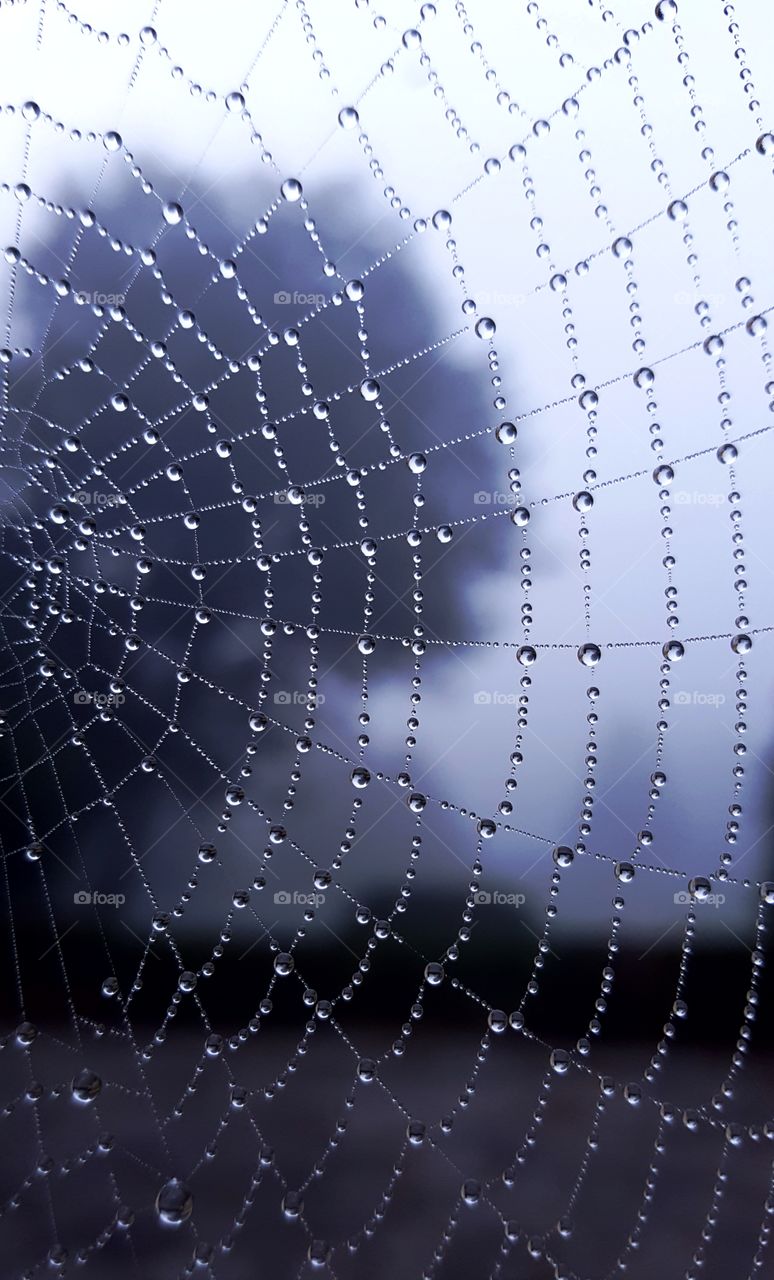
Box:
[1,1,774,1277]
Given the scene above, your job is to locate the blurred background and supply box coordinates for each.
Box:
[1,0,774,1276]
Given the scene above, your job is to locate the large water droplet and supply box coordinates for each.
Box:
[577,643,601,667]
[155,1178,193,1226]
[71,1069,102,1103]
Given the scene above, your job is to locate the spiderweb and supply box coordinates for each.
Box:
[2,0,774,1276]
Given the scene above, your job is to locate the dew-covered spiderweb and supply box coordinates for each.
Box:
[2,0,774,1276]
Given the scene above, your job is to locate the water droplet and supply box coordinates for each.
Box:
[338,106,360,130]
[553,846,574,868]
[162,201,183,226]
[359,378,380,401]
[577,643,601,667]
[461,1178,481,1205]
[155,1178,193,1226]
[731,633,751,654]
[281,178,303,202]
[424,961,444,986]
[702,332,724,360]
[496,421,517,444]
[662,640,684,662]
[282,1190,304,1219]
[516,646,537,667]
[274,952,295,977]
[71,1069,102,1103]
[573,491,593,512]
[688,876,712,902]
[488,1009,507,1033]
[475,317,496,339]
[550,1048,570,1074]
[103,131,122,152]
[351,766,371,788]
[407,1119,426,1144]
